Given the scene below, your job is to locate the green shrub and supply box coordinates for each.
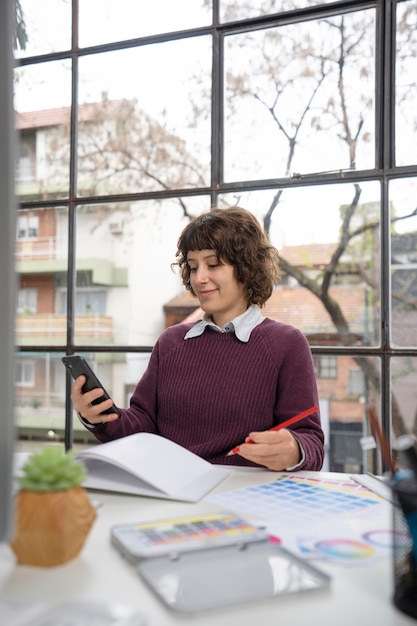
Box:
[19,446,86,492]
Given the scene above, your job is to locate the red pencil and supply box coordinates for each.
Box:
[227,404,319,456]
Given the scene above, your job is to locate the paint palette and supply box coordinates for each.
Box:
[207,474,384,529]
[111,511,268,562]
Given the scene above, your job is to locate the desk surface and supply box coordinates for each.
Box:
[1,469,415,626]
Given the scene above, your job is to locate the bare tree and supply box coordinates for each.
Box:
[222,6,417,438]
[43,98,207,219]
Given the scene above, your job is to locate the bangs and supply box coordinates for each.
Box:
[180,215,223,254]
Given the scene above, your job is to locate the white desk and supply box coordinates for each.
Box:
[0,469,415,626]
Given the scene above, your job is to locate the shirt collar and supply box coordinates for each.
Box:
[184,304,264,343]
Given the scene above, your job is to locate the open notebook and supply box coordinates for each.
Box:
[15,433,232,503]
[76,433,232,502]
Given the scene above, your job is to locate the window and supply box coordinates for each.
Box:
[13,1,417,469]
[348,369,365,396]
[330,423,364,474]
[57,289,107,315]
[75,290,106,315]
[314,356,337,379]
[15,360,35,386]
[17,288,37,314]
[16,131,36,182]
[17,214,39,239]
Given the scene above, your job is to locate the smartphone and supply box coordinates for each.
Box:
[62,355,121,418]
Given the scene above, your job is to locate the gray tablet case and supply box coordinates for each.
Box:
[137,540,331,613]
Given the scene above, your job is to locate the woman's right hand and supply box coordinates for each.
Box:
[71,375,119,424]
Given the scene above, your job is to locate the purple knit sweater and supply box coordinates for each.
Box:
[91,318,324,470]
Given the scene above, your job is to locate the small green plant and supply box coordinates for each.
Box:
[18,446,87,492]
[29,397,41,409]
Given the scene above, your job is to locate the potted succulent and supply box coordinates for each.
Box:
[11,446,96,567]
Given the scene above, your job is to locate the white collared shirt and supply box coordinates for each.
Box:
[184,303,264,342]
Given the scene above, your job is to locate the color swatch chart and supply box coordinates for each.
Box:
[129,512,265,550]
[207,474,385,529]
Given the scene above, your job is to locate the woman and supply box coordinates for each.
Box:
[72,207,324,471]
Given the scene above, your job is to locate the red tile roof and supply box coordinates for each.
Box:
[169,284,367,336]
[279,243,338,267]
[263,285,365,335]
[15,100,126,130]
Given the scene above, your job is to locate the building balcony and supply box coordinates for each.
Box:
[16,314,114,345]
[16,237,58,261]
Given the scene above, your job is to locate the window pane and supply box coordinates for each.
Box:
[74,198,210,346]
[391,357,417,438]
[14,61,72,201]
[16,131,36,182]
[224,10,375,181]
[15,350,153,453]
[348,369,365,396]
[16,359,35,386]
[77,39,211,195]
[220,0,347,22]
[396,1,417,167]
[390,178,417,347]
[314,355,337,379]
[15,207,68,348]
[15,351,108,451]
[15,0,71,58]
[16,352,67,446]
[318,355,381,474]
[17,214,39,239]
[79,0,211,47]
[17,288,37,314]
[219,182,381,346]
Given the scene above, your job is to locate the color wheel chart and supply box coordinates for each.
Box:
[206,474,393,565]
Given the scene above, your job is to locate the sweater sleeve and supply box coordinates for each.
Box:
[88,342,161,443]
[267,323,325,471]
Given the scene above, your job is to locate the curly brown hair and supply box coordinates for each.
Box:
[174,207,280,307]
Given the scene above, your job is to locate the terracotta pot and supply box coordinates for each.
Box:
[11,486,97,567]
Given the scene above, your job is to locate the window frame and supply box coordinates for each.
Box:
[14,0,416,464]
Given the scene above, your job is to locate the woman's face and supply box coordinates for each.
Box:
[187,249,248,327]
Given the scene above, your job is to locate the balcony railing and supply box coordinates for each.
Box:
[15,237,58,261]
[16,314,113,342]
